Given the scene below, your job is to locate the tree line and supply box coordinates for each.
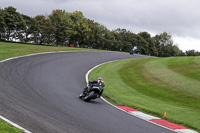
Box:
[0,6,196,57]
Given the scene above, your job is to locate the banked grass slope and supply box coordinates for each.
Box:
[89,56,200,132]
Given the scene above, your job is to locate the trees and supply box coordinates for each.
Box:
[131,34,149,55]
[21,14,38,43]
[86,19,97,48]
[43,18,56,45]
[34,15,46,44]
[138,32,157,56]
[0,6,185,57]
[86,20,112,49]
[94,24,111,50]
[49,10,72,46]
[3,6,25,41]
[0,8,5,39]
[171,45,181,56]
[34,15,56,44]
[69,11,90,47]
[153,32,181,57]
[112,28,131,51]
[185,50,200,56]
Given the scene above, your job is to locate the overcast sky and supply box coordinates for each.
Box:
[1,0,200,51]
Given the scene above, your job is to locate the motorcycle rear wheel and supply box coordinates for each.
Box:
[84,91,95,102]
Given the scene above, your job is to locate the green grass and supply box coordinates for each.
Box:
[0,119,24,133]
[0,42,99,133]
[89,56,200,132]
[0,42,97,61]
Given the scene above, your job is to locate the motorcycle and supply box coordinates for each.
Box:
[130,50,134,55]
[79,84,104,102]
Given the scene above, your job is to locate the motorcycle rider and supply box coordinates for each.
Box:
[130,48,134,55]
[130,46,138,55]
[80,77,105,98]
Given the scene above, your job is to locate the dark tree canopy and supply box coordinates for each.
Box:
[0,6,191,57]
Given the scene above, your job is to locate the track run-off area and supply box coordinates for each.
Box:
[0,51,177,133]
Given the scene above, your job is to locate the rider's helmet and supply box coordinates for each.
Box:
[98,77,103,81]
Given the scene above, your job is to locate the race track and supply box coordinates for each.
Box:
[0,51,174,133]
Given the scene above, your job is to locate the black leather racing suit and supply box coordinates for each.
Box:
[84,80,105,97]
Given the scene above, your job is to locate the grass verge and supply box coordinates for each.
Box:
[0,118,24,133]
[0,42,96,61]
[89,56,200,132]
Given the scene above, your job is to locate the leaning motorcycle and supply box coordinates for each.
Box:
[79,85,103,102]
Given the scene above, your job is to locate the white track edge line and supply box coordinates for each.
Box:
[85,60,198,133]
[0,116,31,133]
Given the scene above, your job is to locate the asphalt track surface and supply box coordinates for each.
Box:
[0,51,174,133]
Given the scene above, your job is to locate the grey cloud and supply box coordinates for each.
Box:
[1,0,200,38]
